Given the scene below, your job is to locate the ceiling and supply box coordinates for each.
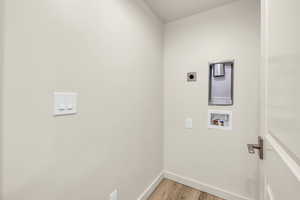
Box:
[144,0,239,22]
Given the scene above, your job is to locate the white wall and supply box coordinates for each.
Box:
[0,0,3,196]
[1,0,163,200]
[163,0,260,199]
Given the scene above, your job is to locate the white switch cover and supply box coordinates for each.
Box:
[110,190,118,200]
[185,118,193,129]
[54,92,77,116]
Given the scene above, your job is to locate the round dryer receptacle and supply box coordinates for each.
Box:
[187,72,197,82]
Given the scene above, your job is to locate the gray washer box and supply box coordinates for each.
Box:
[209,61,234,106]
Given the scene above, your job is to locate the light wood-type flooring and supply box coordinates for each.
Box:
[148,179,225,200]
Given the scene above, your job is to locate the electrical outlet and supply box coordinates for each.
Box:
[185,118,193,129]
[187,72,197,82]
[110,190,118,200]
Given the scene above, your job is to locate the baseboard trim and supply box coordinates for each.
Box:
[164,171,253,200]
[137,171,253,200]
[137,172,164,200]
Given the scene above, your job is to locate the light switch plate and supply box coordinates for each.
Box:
[110,190,118,200]
[54,92,77,116]
[185,118,193,129]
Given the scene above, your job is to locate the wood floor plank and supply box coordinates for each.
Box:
[198,192,208,200]
[176,185,201,200]
[148,179,225,200]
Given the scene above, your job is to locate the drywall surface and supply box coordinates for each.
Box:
[0,0,3,196]
[1,0,163,200]
[163,0,260,199]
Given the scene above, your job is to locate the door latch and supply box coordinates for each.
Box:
[247,136,264,160]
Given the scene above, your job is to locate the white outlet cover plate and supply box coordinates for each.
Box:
[110,190,118,200]
[54,92,77,116]
[185,118,193,129]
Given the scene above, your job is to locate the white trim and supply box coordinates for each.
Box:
[266,185,274,200]
[209,59,235,65]
[265,134,300,182]
[164,171,253,200]
[137,172,164,200]
[137,171,255,200]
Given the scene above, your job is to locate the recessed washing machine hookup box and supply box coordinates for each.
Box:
[208,110,232,130]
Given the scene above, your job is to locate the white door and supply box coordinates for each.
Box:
[259,0,300,199]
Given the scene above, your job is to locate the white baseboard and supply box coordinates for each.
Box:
[137,171,254,200]
[164,171,253,200]
[137,172,164,200]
